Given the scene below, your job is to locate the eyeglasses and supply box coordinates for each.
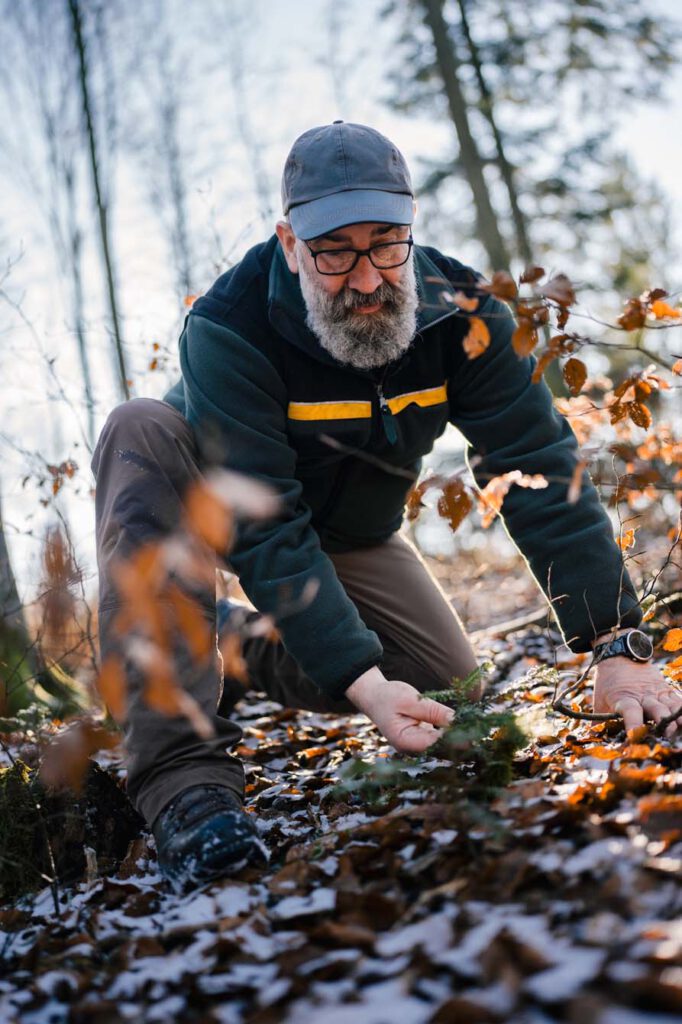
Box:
[304,234,414,275]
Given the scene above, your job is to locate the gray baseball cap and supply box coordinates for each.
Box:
[281,121,414,240]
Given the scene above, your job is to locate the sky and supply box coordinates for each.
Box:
[1,0,681,601]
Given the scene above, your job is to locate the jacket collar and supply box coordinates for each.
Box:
[266,237,459,371]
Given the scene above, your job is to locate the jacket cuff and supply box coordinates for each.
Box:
[322,657,384,702]
[565,602,643,653]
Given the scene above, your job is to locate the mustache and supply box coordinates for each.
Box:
[333,279,406,316]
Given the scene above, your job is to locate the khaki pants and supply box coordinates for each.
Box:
[92,399,477,829]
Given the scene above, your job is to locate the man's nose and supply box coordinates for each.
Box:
[346,254,383,294]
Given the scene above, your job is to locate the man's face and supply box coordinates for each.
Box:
[276,219,419,371]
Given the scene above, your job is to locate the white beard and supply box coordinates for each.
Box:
[296,243,419,370]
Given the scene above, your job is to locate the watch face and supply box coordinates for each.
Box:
[626,631,653,660]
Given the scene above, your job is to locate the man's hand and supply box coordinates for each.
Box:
[593,657,682,738]
[346,666,454,753]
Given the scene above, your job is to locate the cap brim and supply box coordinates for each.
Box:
[289,189,414,241]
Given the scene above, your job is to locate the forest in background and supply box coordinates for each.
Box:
[0,2,681,1020]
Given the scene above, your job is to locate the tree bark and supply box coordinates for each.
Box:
[67,0,129,402]
[0,492,37,713]
[455,0,534,267]
[420,0,511,272]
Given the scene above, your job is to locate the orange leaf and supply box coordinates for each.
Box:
[567,460,586,505]
[299,746,330,761]
[582,745,620,760]
[672,359,682,376]
[462,317,491,360]
[96,656,128,721]
[662,628,682,652]
[184,480,234,552]
[616,528,636,551]
[650,299,681,319]
[184,294,198,307]
[563,357,587,396]
[512,317,538,357]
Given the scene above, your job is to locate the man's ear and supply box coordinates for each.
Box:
[275,220,299,274]
[411,200,418,224]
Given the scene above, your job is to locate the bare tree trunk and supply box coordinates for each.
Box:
[455,0,533,267]
[156,48,194,298]
[67,0,129,402]
[420,0,511,272]
[0,492,37,712]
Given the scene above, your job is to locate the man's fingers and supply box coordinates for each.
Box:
[413,697,455,730]
[395,723,445,754]
[614,697,644,734]
[642,696,675,732]
[643,696,679,737]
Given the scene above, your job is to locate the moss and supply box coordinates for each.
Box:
[0,758,144,904]
[0,760,52,902]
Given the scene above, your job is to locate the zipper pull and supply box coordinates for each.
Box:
[377,384,398,444]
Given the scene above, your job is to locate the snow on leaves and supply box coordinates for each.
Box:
[1,621,680,1023]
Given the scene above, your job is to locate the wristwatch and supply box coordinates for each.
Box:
[593,629,654,664]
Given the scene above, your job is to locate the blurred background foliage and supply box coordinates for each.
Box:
[0,0,680,716]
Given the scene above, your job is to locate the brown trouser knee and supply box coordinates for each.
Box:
[92,398,477,828]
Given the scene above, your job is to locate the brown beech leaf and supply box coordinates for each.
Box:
[220,631,249,683]
[406,478,441,522]
[618,298,646,331]
[628,401,652,430]
[436,478,473,533]
[641,287,668,304]
[40,525,81,639]
[452,290,479,312]
[462,316,491,359]
[531,348,559,383]
[512,317,538,357]
[563,357,587,396]
[672,359,682,375]
[541,273,575,306]
[184,479,234,552]
[520,265,545,284]
[479,270,518,302]
[41,720,120,794]
[167,583,213,662]
[478,470,548,527]
[96,656,128,721]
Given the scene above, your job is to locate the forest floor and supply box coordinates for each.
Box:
[0,542,680,1024]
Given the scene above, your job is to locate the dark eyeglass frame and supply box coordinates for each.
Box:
[304,233,414,275]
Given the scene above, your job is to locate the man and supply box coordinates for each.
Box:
[92,121,679,895]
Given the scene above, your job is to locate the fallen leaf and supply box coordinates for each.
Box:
[463,316,491,360]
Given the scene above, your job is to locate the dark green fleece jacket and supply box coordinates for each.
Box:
[165,234,641,698]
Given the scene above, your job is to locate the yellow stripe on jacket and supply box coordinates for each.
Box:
[387,383,448,415]
[288,400,372,421]
[287,384,447,421]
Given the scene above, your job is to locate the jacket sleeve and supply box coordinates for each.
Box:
[179,313,383,698]
[448,293,642,651]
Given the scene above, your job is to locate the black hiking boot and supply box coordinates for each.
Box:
[152,785,268,894]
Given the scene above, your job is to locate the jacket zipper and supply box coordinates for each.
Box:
[376,378,398,445]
